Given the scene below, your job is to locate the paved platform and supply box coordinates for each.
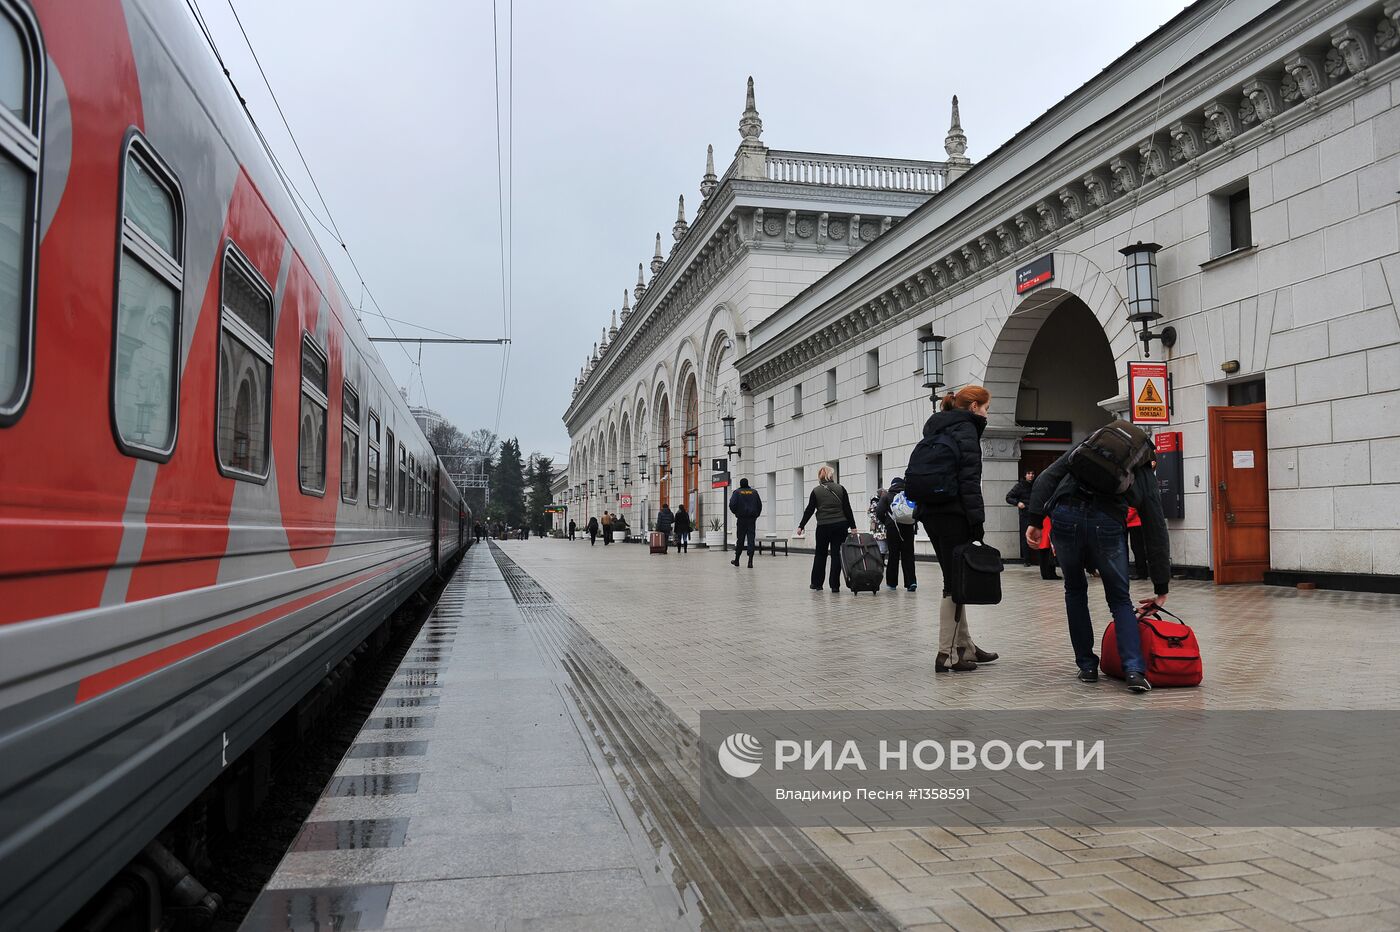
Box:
[494,538,1400,931]
[245,546,700,931]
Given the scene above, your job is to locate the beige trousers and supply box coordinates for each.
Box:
[938,596,976,659]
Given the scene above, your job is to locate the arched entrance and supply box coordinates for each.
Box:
[1012,292,1118,476]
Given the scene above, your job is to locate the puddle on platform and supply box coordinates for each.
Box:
[345,741,428,759]
[242,883,393,931]
[290,818,410,852]
[369,715,433,730]
[325,773,420,797]
[375,695,439,710]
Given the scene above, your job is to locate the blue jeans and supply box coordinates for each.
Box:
[1050,500,1144,675]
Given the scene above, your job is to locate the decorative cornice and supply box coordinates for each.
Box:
[565,173,933,428]
[738,2,1400,393]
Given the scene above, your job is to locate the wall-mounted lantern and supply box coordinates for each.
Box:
[1120,241,1176,358]
[919,333,946,396]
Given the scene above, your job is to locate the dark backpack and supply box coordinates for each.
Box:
[904,432,961,505]
[1068,420,1153,495]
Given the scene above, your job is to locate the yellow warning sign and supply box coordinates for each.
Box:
[1137,380,1163,406]
[1128,361,1170,424]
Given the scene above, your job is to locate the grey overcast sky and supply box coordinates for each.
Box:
[195,0,1193,463]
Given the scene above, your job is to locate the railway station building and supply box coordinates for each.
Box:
[567,0,1400,589]
[563,80,963,542]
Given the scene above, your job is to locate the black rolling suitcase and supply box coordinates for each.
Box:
[841,532,884,594]
[949,540,1004,605]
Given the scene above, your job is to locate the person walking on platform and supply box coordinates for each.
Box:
[602,511,614,546]
[1026,420,1172,693]
[729,478,763,568]
[655,504,674,548]
[875,476,918,591]
[568,518,577,541]
[587,515,599,546]
[1006,468,1037,565]
[911,386,999,672]
[673,504,692,553]
[796,465,856,592]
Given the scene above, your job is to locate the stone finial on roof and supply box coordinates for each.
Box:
[609,308,619,339]
[739,76,762,144]
[672,195,689,243]
[944,94,972,180]
[620,290,630,322]
[635,262,647,301]
[700,143,718,199]
[735,76,768,180]
[651,233,665,275]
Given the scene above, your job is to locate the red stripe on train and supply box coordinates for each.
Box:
[75,556,418,704]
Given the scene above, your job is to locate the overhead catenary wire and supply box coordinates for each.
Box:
[190,0,436,410]
[1123,0,1231,245]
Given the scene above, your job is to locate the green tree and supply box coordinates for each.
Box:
[489,437,527,528]
[526,454,555,535]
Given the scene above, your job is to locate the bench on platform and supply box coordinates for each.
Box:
[759,534,789,556]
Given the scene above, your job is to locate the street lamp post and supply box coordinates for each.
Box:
[720,411,740,552]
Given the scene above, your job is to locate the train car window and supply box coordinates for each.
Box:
[341,381,360,503]
[216,246,274,480]
[298,335,328,495]
[366,410,380,508]
[398,443,407,515]
[0,1,43,425]
[112,137,184,459]
[408,454,416,516]
[384,427,394,512]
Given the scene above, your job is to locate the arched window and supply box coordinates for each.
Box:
[298,335,328,494]
[0,1,44,424]
[216,245,273,480]
[112,135,184,457]
[341,381,360,503]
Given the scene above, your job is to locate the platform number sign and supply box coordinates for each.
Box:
[1128,361,1170,425]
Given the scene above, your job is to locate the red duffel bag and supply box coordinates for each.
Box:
[1101,606,1202,687]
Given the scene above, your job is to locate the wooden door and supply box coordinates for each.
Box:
[1209,403,1270,583]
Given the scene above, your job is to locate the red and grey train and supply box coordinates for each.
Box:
[0,0,470,926]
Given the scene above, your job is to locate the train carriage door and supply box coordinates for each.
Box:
[1209,399,1270,583]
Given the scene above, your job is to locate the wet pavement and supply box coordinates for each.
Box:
[248,544,890,931]
[250,539,1400,930]
[494,538,1400,931]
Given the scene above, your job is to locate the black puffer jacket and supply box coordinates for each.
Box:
[918,408,987,535]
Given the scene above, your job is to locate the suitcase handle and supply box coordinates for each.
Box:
[1137,604,1186,625]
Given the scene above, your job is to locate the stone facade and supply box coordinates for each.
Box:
[562,81,963,540]
[737,0,1400,583]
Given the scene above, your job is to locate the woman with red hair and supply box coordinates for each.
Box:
[919,385,1000,672]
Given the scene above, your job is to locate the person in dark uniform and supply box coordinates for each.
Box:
[728,478,763,568]
[1005,468,1037,566]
